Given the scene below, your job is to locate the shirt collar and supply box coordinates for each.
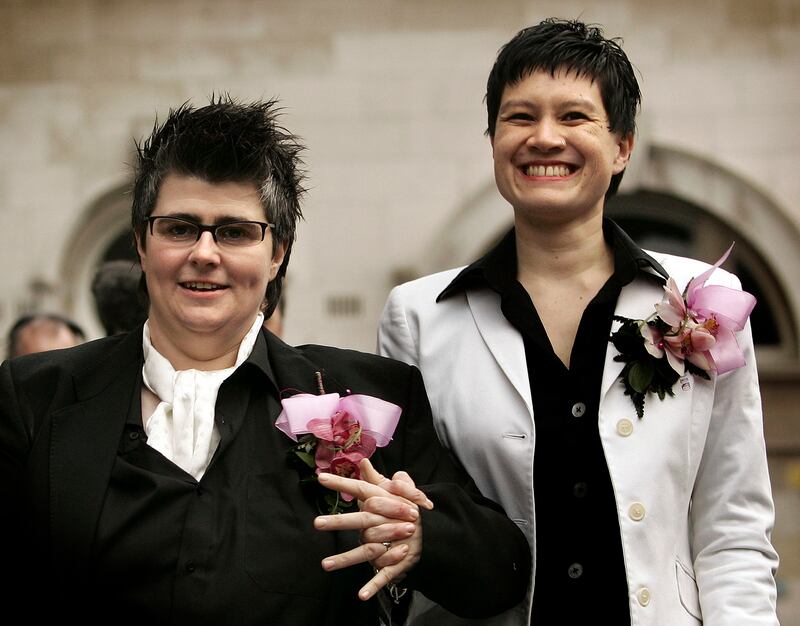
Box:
[437,218,668,302]
[241,328,280,396]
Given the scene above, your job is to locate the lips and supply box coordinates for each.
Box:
[522,163,576,177]
[180,281,227,291]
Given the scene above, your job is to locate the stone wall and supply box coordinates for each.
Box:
[1,1,799,622]
[1,0,798,350]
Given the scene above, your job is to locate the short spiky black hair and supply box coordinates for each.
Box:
[485,19,641,196]
[131,95,304,318]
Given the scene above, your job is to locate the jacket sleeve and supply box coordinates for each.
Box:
[376,315,530,619]
[688,312,779,622]
[378,285,420,368]
[0,359,34,602]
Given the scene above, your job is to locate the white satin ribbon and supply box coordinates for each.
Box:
[141,313,263,480]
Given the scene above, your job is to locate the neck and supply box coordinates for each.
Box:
[514,211,613,288]
[147,319,254,371]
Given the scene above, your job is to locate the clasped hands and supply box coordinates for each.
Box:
[313,458,434,601]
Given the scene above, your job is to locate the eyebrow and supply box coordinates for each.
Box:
[158,212,259,224]
[499,98,600,113]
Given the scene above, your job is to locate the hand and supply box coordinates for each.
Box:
[314,459,432,600]
[355,459,430,572]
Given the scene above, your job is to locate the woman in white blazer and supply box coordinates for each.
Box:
[378,18,778,626]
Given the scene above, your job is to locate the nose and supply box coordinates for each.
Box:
[526,118,565,152]
[188,230,222,265]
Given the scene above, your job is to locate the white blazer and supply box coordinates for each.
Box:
[378,251,779,626]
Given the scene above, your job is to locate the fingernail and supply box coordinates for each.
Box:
[359,588,371,600]
[315,517,327,528]
[322,559,335,570]
[399,544,409,554]
[404,524,415,534]
[408,507,419,520]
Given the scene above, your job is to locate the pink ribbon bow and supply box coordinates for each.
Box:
[276,393,402,496]
[653,244,756,375]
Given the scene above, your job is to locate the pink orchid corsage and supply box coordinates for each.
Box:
[610,243,756,418]
[276,391,401,513]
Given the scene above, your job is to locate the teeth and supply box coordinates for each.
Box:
[184,282,222,291]
[525,165,571,177]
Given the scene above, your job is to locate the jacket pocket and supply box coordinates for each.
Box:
[675,559,703,621]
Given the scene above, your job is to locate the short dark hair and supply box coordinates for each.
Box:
[485,18,641,196]
[131,95,305,318]
[6,313,86,359]
[91,260,148,335]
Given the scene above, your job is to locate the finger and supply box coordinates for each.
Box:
[358,459,433,510]
[359,459,434,510]
[317,471,388,501]
[360,495,419,522]
[385,475,434,510]
[391,470,415,486]
[322,542,408,572]
[314,510,394,531]
[360,522,416,545]
[358,458,388,487]
[370,545,411,570]
[358,558,410,601]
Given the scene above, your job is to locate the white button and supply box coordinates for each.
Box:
[629,502,646,521]
[571,402,587,417]
[616,419,633,437]
[637,587,651,606]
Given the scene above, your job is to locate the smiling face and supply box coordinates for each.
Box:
[491,68,633,226]
[136,174,285,357]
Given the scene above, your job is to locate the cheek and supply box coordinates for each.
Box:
[492,138,515,175]
[492,132,516,157]
[147,250,179,278]
[239,255,272,288]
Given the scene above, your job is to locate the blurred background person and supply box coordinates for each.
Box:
[6,312,85,359]
[91,260,148,335]
[263,292,285,337]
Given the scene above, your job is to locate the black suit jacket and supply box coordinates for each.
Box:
[0,327,529,624]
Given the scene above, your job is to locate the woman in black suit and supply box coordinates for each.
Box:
[0,97,529,625]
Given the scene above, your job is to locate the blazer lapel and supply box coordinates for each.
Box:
[48,331,142,577]
[600,274,667,400]
[263,332,335,402]
[466,288,533,417]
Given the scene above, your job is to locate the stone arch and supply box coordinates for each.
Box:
[59,182,134,338]
[639,145,800,355]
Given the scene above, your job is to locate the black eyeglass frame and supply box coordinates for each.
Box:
[146,216,276,246]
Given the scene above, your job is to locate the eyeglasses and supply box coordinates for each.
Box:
[146,216,275,248]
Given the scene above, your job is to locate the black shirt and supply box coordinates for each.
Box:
[439,220,667,624]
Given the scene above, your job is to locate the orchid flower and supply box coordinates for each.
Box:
[276,392,401,496]
[653,244,755,375]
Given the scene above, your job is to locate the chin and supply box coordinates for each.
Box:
[175,310,236,334]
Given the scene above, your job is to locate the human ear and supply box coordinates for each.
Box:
[269,241,288,281]
[135,231,148,269]
[612,133,635,174]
